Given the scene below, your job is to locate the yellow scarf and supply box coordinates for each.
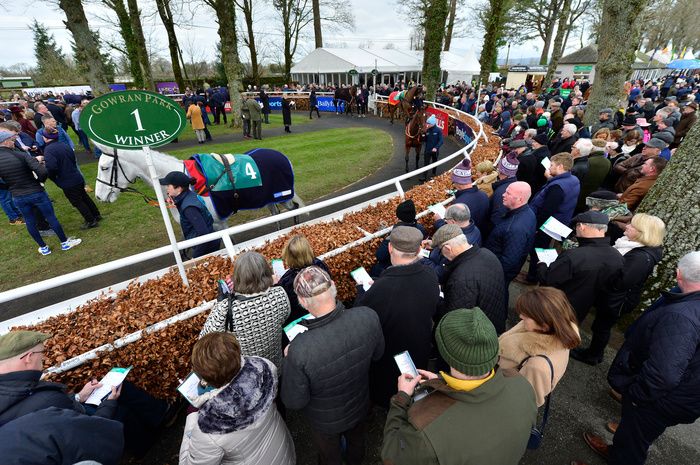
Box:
[440,369,495,392]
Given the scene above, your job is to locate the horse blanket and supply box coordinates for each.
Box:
[184,148,295,218]
[389,90,405,106]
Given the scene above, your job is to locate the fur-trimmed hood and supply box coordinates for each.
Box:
[197,356,277,435]
[498,321,575,364]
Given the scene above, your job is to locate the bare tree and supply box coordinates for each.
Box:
[101,0,144,87]
[234,0,260,85]
[57,0,110,94]
[126,0,154,90]
[154,0,186,91]
[477,0,514,84]
[422,0,449,94]
[312,0,322,48]
[543,0,572,84]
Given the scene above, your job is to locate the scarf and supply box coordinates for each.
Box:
[614,236,644,256]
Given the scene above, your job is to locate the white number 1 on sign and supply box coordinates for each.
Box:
[130,109,146,132]
[245,163,257,179]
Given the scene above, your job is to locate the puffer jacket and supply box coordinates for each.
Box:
[601,245,662,316]
[608,290,700,421]
[179,357,295,465]
[281,302,384,434]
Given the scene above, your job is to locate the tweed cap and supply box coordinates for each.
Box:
[644,138,667,149]
[435,308,499,376]
[572,210,609,226]
[389,226,423,254]
[431,223,464,250]
[509,139,528,149]
[0,331,50,361]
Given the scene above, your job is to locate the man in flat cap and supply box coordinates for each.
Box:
[356,226,440,408]
[537,211,623,323]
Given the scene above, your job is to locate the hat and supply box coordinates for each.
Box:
[599,108,614,115]
[644,138,667,149]
[588,190,618,201]
[664,96,677,101]
[395,199,417,223]
[653,131,673,144]
[435,308,499,376]
[451,158,472,184]
[572,210,609,226]
[509,139,528,149]
[293,266,333,298]
[0,131,17,143]
[635,117,650,127]
[159,171,193,187]
[684,102,698,110]
[498,152,520,177]
[0,331,50,361]
[389,226,423,254]
[621,114,637,126]
[591,138,607,150]
[431,223,463,250]
[533,133,549,145]
[549,100,561,108]
[427,115,437,126]
[536,117,548,127]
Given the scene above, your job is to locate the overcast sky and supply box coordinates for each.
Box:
[0,0,549,70]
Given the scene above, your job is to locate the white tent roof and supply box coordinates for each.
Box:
[291,48,480,76]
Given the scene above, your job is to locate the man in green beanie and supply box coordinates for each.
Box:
[381,308,537,465]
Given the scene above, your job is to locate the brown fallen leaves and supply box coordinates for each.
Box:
[19,126,500,399]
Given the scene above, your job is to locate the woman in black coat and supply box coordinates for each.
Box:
[281,97,293,133]
[571,213,665,365]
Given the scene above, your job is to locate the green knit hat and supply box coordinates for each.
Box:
[435,308,498,376]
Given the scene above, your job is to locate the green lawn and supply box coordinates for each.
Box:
[0,127,393,291]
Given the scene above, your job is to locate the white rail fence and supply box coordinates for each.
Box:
[2,102,486,375]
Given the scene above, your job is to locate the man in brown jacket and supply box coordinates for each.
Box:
[614,138,665,192]
[619,157,667,211]
[673,102,697,147]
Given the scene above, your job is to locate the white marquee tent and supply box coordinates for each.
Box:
[291,47,481,87]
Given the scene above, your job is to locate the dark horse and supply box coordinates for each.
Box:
[388,85,422,124]
[404,108,426,172]
[334,85,357,115]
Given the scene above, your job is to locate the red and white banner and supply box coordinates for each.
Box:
[426,107,449,136]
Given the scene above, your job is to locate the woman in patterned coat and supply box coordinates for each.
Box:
[200,251,290,369]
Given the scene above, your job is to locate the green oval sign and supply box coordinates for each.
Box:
[80,90,186,149]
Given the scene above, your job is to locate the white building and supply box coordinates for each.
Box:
[291,47,481,87]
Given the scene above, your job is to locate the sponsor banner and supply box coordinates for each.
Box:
[317,96,345,112]
[426,107,449,136]
[156,81,179,94]
[454,119,474,146]
[254,97,283,110]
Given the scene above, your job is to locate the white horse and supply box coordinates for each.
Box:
[93,143,305,231]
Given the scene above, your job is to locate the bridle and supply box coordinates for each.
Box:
[96,149,159,205]
[405,111,425,139]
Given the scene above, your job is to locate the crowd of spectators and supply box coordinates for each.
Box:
[0,72,699,465]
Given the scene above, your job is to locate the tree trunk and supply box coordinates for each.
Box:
[312,0,323,48]
[582,0,649,125]
[241,0,259,85]
[443,0,458,51]
[422,0,449,95]
[280,0,293,82]
[543,0,572,85]
[478,0,511,85]
[155,0,185,91]
[539,0,559,65]
[58,0,110,95]
[105,0,143,87]
[637,121,700,304]
[126,0,154,90]
[210,0,242,127]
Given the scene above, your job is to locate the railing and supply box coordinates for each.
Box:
[8,101,485,374]
[0,101,484,307]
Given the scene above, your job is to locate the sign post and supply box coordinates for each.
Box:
[80,90,190,286]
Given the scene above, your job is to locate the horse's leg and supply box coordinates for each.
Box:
[268,203,283,231]
[415,143,422,170]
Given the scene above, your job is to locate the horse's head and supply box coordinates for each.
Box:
[94,143,139,203]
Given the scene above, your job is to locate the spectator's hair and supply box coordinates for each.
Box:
[678,251,700,284]
[592,128,611,140]
[282,235,315,269]
[574,138,593,157]
[609,129,623,140]
[581,223,608,232]
[562,123,577,135]
[661,117,674,127]
[527,105,537,115]
[550,152,574,171]
[515,287,581,349]
[623,131,640,143]
[647,156,668,174]
[0,121,20,132]
[41,114,55,123]
[191,332,241,388]
[445,203,471,223]
[630,213,666,247]
[33,102,44,111]
[524,128,537,138]
[232,251,273,294]
[656,107,672,117]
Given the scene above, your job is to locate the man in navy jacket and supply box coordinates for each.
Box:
[575,251,700,465]
[419,114,443,182]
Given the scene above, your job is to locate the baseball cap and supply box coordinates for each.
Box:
[159,171,193,187]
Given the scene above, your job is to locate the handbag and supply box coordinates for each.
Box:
[522,354,554,450]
